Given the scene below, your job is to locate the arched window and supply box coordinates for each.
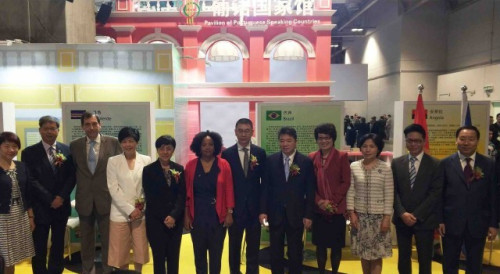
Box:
[269,39,307,82]
[205,40,243,82]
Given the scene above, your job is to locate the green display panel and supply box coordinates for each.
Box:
[258,102,344,155]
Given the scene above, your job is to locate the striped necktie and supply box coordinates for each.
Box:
[409,156,417,189]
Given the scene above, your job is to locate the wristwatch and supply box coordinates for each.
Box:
[227,209,234,214]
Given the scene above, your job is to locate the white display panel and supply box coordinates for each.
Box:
[200,102,250,148]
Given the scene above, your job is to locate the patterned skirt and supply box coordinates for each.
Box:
[350,213,392,260]
[0,203,35,267]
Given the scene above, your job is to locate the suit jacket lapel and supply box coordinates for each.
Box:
[451,153,467,185]
[399,156,411,192]
[231,145,245,177]
[37,142,53,173]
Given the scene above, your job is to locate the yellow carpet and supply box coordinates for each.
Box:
[13,233,485,273]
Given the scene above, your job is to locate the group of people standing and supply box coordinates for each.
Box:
[0,111,498,274]
[344,114,393,148]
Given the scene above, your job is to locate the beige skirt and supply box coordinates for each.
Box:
[108,219,149,267]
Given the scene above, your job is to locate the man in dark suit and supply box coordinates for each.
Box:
[222,118,266,274]
[70,112,121,274]
[391,124,442,274]
[22,116,75,274]
[438,125,498,274]
[259,126,315,274]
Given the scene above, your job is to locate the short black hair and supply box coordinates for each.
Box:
[155,135,176,149]
[278,126,297,140]
[497,113,500,118]
[80,111,100,126]
[190,130,223,157]
[404,124,426,139]
[39,116,60,128]
[0,131,21,149]
[455,125,480,139]
[235,118,253,129]
[358,133,384,156]
[118,127,140,143]
[314,123,337,141]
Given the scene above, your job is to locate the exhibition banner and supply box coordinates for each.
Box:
[393,101,489,159]
[61,102,156,157]
[258,102,343,154]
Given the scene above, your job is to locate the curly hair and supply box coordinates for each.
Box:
[190,130,223,157]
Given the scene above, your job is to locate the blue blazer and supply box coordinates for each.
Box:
[260,151,315,229]
[221,143,266,227]
[438,152,498,238]
[21,142,75,223]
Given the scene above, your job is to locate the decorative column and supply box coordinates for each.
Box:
[312,24,335,81]
[111,26,136,43]
[178,25,202,82]
[245,25,268,82]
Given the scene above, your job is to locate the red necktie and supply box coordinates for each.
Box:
[464,157,473,184]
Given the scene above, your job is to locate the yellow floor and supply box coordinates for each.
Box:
[14,233,477,273]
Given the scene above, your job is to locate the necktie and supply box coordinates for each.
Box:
[464,157,473,184]
[409,156,416,189]
[242,147,249,177]
[88,140,97,174]
[284,155,290,181]
[48,146,56,171]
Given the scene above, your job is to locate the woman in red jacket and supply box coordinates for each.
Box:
[184,131,234,274]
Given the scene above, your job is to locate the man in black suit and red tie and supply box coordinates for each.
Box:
[438,125,498,274]
[21,116,75,274]
[259,126,315,274]
[392,124,442,274]
[222,118,266,274]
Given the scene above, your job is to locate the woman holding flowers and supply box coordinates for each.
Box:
[309,123,351,274]
[184,130,234,274]
[106,127,151,272]
[142,135,186,274]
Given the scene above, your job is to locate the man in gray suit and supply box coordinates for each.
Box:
[392,124,442,274]
[70,112,121,274]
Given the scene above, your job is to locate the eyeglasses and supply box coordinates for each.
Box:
[405,139,423,144]
[236,129,252,134]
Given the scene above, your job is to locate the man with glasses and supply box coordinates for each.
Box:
[222,118,266,274]
[391,124,442,274]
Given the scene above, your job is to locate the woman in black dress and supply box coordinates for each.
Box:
[142,135,186,274]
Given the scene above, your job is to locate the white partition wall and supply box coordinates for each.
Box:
[0,102,16,133]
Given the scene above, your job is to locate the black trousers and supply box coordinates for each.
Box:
[191,224,227,274]
[228,222,261,274]
[146,219,183,274]
[32,217,68,274]
[269,217,304,274]
[442,228,486,274]
[395,225,434,274]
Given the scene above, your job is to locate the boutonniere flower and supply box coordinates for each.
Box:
[289,164,300,177]
[135,198,145,211]
[325,202,335,213]
[249,154,259,170]
[53,152,66,167]
[170,169,181,183]
[473,167,484,180]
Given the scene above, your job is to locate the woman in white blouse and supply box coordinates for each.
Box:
[106,127,152,272]
[347,133,394,274]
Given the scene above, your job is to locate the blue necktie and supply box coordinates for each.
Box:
[409,156,416,189]
[284,156,290,181]
[88,140,96,174]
